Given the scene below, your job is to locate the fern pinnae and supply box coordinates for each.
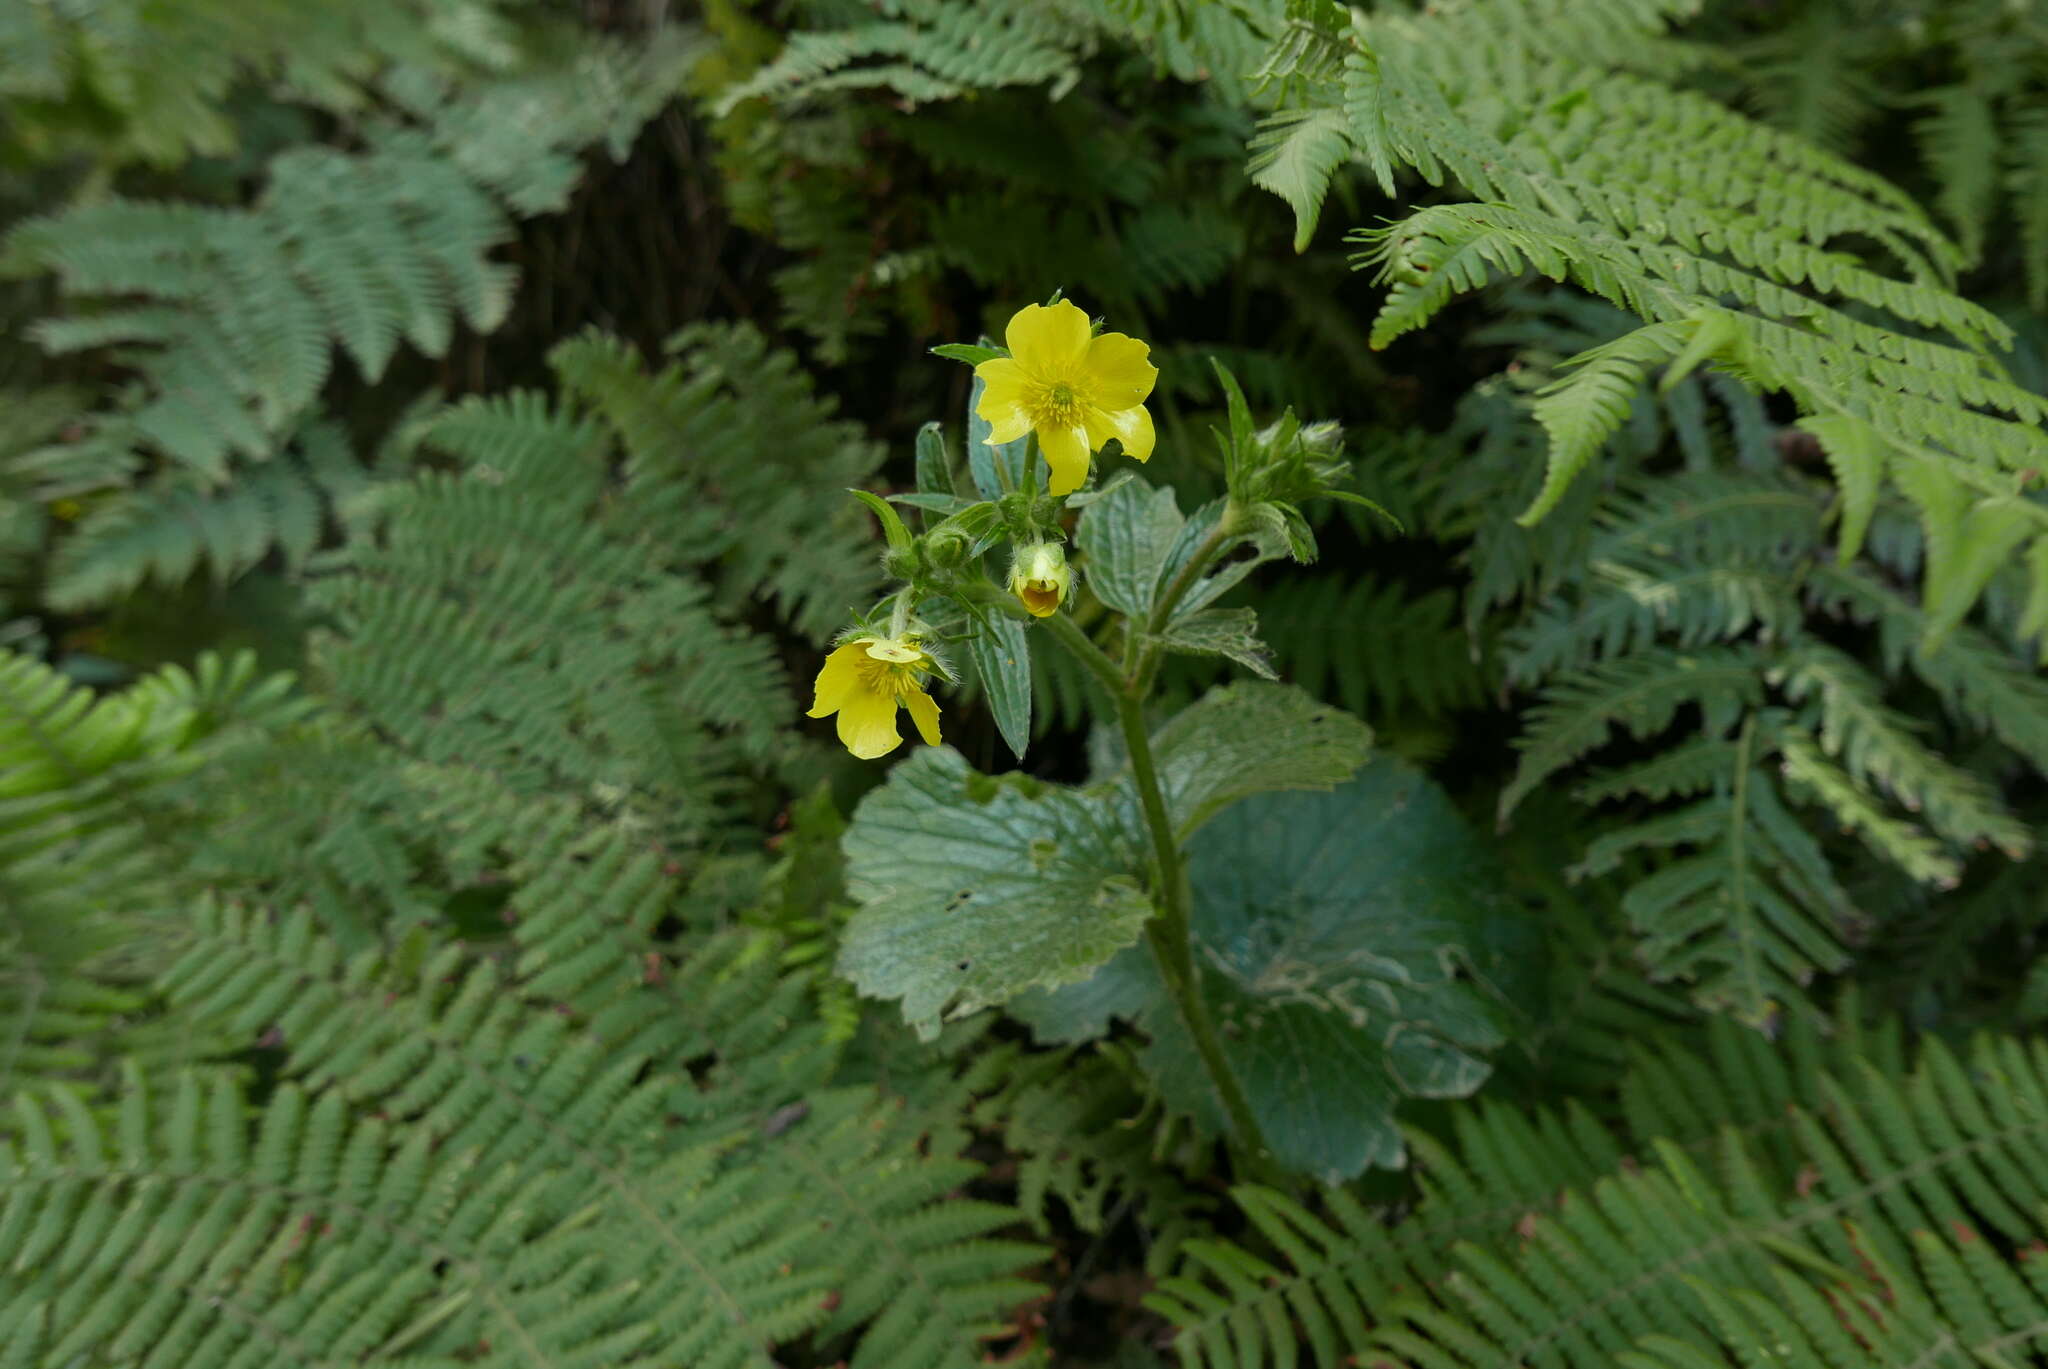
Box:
[1501,645,1765,820]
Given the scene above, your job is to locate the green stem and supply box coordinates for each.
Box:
[1114,686,1266,1152]
[1146,505,1237,639]
[1038,610,1122,696]
[1038,578,1268,1157]
[1131,500,1239,690]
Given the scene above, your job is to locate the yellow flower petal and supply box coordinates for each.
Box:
[1082,332,1157,409]
[807,641,869,718]
[837,687,903,759]
[974,357,1034,444]
[1039,423,1093,496]
[1005,301,1090,376]
[1086,403,1155,463]
[904,687,942,746]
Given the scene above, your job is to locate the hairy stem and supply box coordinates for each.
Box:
[1113,685,1267,1152]
[1038,526,1268,1156]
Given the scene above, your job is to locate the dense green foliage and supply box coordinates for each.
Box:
[6,0,2048,1364]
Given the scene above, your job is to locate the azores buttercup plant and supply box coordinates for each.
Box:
[809,300,1517,1180]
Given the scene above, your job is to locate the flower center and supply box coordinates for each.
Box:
[855,655,926,700]
[1031,379,1084,430]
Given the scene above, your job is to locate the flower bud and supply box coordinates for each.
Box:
[883,546,919,581]
[924,526,970,569]
[1008,542,1071,618]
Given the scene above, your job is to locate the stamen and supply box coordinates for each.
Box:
[1032,379,1085,429]
[855,656,924,700]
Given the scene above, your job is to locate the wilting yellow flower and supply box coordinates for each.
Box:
[808,635,943,759]
[974,300,1157,497]
[1008,542,1071,618]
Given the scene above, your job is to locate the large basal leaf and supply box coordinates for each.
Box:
[836,747,1150,1040]
[1144,681,1373,841]
[1015,756,1544,1181]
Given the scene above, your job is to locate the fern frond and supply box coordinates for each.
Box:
[972,1041,1211,1252]
[2013,98,2048,310]
[0,648,301,920]
[1247,106,1350,251]
[1244,0,2048,634]
[548,324,886,642]
[1248,574,1487,720]
[310,380,799,848]
[1778,642,2029,863]
[1158,1019,2048,1369]
[1916,83,2001,265]
[715,1,1085,111]
[0,649,303,1087]
[42,420,366,611]
[1505,563,1795,685]
[134,897,1037,1369]
[1810,563,2048,773]
[8,137,510,487]
[1501,645,1764,818]
[1579,736,1856,1024]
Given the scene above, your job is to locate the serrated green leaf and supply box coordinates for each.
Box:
[913,420,967,523]
[837,748,1150,1040]
[1155,607,1278,681]
[1077,477,1184,618]
[1143,683,1373,839]
[969,613,1032,761]
[1015,758,1542,1180]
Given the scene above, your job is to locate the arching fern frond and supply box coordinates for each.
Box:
[0,0,525,170]
[1153,1019,2048,1369]
[548,324,886,643]
[0,649,305,1091]
[714,0,1088,111]
[6,135,519,486]
[1240,0,2048,638]
[42,420,367,612]
[129,896,1039,1369]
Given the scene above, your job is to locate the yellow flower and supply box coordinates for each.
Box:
[1008,542,1071,617]
[807,635,943,759]
[973,300,1157,497]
